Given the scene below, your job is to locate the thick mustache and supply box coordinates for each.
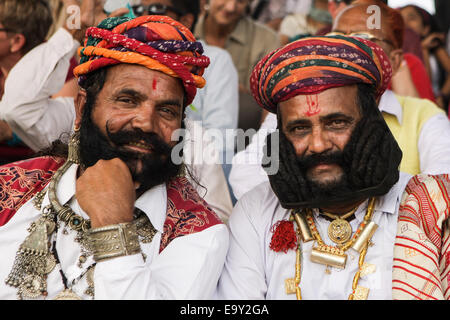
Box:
[106,127,171,155]
[297,151,345,169]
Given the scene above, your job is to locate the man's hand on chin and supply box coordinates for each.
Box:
[76,158,136,228]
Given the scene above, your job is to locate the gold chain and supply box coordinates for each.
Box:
[320,206,358,221]
[291,198,376,300]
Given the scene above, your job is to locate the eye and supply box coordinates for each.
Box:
[158,106,179,119]
[117,96,137,105]
[327,119,350,129]
[290,125,310,135]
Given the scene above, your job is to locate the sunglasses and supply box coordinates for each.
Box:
[131,3,182,17]
[327,31,394,47]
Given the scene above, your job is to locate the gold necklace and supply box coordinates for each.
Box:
[289,198,377,300]
[320,207,358,245]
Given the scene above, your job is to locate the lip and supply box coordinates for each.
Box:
[311,163,338,171]
[124,141,153,153]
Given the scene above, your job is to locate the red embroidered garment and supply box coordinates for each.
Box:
[393,174,450,300]
[0,156,65,226]
[0,157,222,251]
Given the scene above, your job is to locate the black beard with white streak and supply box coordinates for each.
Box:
[263,89,403,209]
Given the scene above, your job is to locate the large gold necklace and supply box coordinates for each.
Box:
[287,198,378,300]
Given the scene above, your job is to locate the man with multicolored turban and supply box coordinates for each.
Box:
[229,0,450,201]
[0,15,229,300]
[216,34,436,300]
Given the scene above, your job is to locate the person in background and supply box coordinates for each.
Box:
[278,0,332,45]
[401,4,450,112]
[194,0,281,133]
[333,0,435,102]
[194,0,280,94]
[250,0,289,31]
[0,0,54,164]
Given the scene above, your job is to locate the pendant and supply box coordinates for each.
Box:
[285,278,297,295]
[353,286,370,300]
[310,245,347,269]
[53,289,82,300]
[327,218,352,245]
[18,275,46,299]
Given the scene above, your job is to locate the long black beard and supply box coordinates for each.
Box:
[79,101,182,194]
[263,98,403,209]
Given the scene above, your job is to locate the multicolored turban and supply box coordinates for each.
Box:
[250,35,393,113]
[73,15,210,106]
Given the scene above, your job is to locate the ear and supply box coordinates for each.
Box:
[179,13,195,30]
[9,33,26,54]
[74,89,87,130]
[423,25,431,37]
[389,49,403,74]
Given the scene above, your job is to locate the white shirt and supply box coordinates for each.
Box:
[0,163,229,300]
[229,90,450,199]
[216,172,412,300]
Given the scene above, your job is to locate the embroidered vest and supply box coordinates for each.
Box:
[0,156,222,252]
[383,95,445,175]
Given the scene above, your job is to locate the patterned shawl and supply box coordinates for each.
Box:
[73,15,210,105]
[250,35,392,113]
[393,174,450,300]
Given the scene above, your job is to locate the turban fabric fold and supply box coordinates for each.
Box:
[250,35,393,113]
[73,15,210,105]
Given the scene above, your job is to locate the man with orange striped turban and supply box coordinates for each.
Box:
[0,15,229,300]
[216,35,420,300]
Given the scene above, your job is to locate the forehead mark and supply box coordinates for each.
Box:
[152,78,158,90]
[305,94,320,117]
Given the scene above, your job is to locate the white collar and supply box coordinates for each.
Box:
[352,172,411,221]
[379,90,403,124]
[42,163,167,233]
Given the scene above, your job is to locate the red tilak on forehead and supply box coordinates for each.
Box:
[305,94,320,117]
[152,79,158,90]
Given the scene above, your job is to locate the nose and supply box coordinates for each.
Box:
[130,104,158,134]
[224,0,238,12]
[307,127,332,155]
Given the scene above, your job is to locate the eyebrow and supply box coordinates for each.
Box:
[115,88,183,109]
[115,88,147,101]
[319,112,355,122]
